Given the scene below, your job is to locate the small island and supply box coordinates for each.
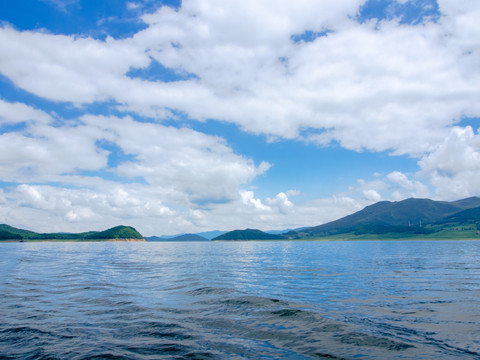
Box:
[0,224,145,242]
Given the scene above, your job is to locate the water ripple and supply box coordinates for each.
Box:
[1,240,479,359]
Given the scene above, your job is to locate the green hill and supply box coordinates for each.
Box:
[0,224,144,241]
[287,197,480,240]
[438,206,480,224]
[0,230,22,240]
[213,229,285,241]
[84,225,144,240]
[0,224,40,239]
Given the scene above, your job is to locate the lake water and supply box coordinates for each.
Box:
[0,240,479,359]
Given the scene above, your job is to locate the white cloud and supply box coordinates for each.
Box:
[186,191,364,234]
[0,26,150,103]
[0,120,108,182]
[1,1,480,234]
[0,104,268,205]
[126,2,141,10]
[0,100,271,234]
[81,115,270,205]
[240,190,272,212]
[356,170,431,203]
[2,183,176,233]
[266,192,294,214]
[418,126,480,199]
[363,189,382,202]
[0,99,52,125]
[286,189,301,197]
[1,1,479,157]
[386,170,430,198]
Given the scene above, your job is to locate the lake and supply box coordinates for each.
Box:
[0,240,479,359]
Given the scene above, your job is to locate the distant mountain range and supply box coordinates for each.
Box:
[213,197,480,241]
[0,225,144,241]
[146,233,209,242]
[212,229,284,241]
[148,228,308,241]
[2,197,479,242]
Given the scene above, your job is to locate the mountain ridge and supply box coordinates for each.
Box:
[146,233,209,242]
[213,229,285,241]
[1,197,479,242]
[287,197,480,239]
[0,224,145,241]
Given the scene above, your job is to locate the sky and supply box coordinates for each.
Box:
[0,0,479,236]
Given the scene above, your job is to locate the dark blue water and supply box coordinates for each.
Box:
[1,240,479,359]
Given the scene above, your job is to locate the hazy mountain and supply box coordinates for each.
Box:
[171,233,208,241]
[145,236,169,241]
[146,234,208,242]
[195,230,226,240]
[213,229,285,241]
[265,227,309,235]
[152,230,226,240]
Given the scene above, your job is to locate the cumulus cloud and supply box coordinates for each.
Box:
[419,126,480,199]
[356,170,432,204]
[0,100,270,233]
[386,171,430,198]
[0,26,150,103]
[363,189,382,202]
[0,99,52,125]
[189,191,364,234]
[240,190,272,212]
[266,192,294,214]
[81,115,270,205]
[1,0,479,156]
[0,103,267,204]
[3,183,176,233]
[126,2,141,10]
[0,121,108,182]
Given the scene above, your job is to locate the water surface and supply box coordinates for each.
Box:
[1,240,479,359]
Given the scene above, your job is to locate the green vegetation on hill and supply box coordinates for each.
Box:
[213,229,285,241]
[0,224,144,241]
[0,224,39,239]
[438,206,480,225]
[0,230,22,240]
[286,197,480,240]
[84,226,144,240]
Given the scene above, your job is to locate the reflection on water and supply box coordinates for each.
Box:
[0,240,479,359]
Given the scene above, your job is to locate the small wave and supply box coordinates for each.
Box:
[270,309,306,317]
[2,241,480,359]
[335,332,414,351]
[188,287,235,296]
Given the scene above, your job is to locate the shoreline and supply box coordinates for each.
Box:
[2,238,478,243]
[0,238,146,243]
[210,237,480,242]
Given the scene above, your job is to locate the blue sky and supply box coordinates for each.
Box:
[0,0,479,236]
